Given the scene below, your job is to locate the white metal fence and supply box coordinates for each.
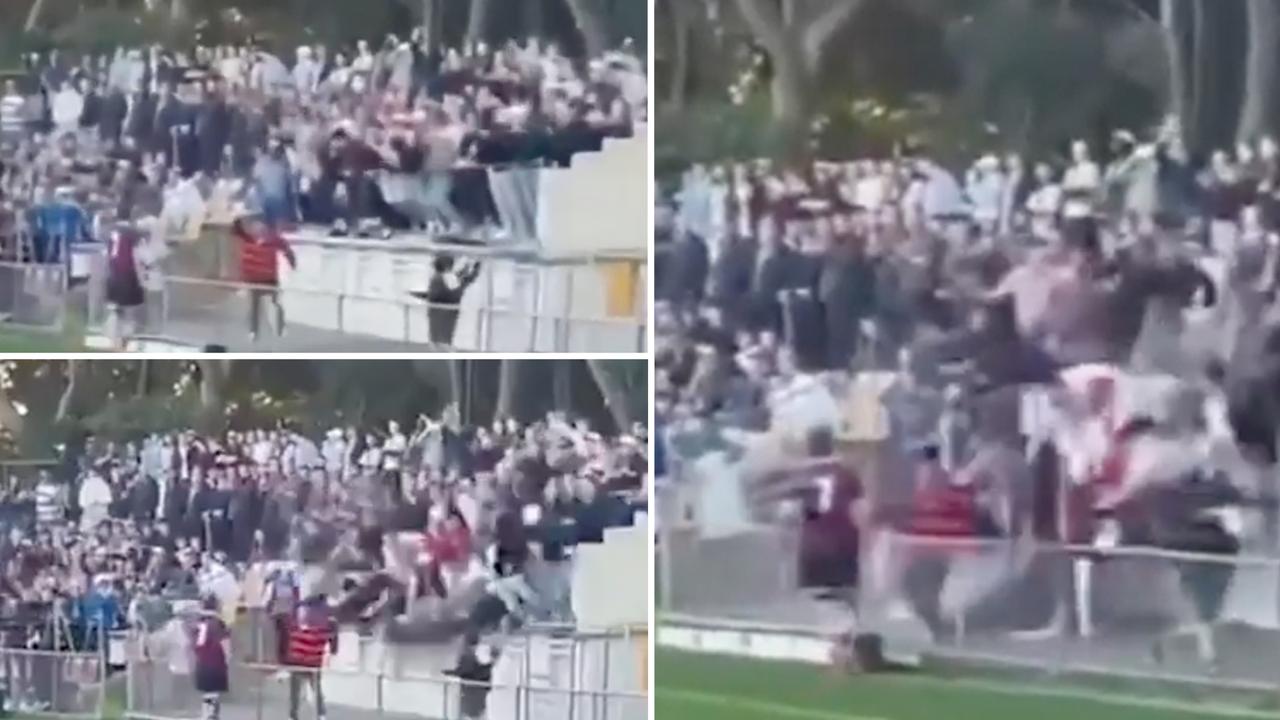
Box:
[657,505,1280,694]
[0,260,69,333]
[0,649,109,719]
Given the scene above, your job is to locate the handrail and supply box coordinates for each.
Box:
[218,660,650,699]
[158,273,647,328]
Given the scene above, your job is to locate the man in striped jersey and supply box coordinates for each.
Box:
[34,471,65,527]
[0,81,24,145]
[285,593,337,720]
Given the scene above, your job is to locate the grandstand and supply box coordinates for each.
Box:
[122,514,649,720]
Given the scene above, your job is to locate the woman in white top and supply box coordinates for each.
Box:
[1025,162,1063,242]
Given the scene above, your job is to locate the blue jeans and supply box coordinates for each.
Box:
[259,193,294,229]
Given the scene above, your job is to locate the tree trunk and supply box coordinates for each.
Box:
[196,359,231,434]
[448,358,463,407]
[666,0,692,109]
[1238,0,1280,142]
[0,384,24,440]
[1161,0,1188,128]
[732,0,863,157]
[55,360,80,424]
[170,0,188,23]
[24,0,46,32]
[421,0,440,54]
[524,0,545,38]
[564,0,612,58]
[1188,0,1209,148]
[495,358,519,421]
[552,360,572,413]
[770,51,813,153]
[136,358,151,398]
[586,359,634,433]
[466,0,493,45]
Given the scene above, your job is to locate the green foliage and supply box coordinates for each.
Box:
[657,0,1167,173]
[946,1,1160,154]
[0,359,643,459]
[81,392,203,440]
[655,95,790,185]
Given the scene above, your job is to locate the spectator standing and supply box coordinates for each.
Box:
[191,596,231,720]
[285,594,336,720]
[235,215,297,341]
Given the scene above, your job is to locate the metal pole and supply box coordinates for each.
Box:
[376,669,384,717]
[600,637,611,720]
[559,267,575,352]
[254,666,264,720]
[125,632,135,720]
[568,639,577,720]
[522,636,532,720]
[527,267,542,352]
[482,262,496,352]
[97,624,106,718]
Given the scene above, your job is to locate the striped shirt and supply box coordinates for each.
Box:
[286,605,335,668]
[0,94,25,136]
[35,482,63,524]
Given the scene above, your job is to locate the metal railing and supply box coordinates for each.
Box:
[123,616,647,720]
[0,458,60,492]
[658,503,1280,694]
[0,648,108,719]
[81,272,646,353]
[0,260,69,333]
[126,659,646,720]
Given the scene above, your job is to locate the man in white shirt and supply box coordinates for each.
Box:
[322,429,347,485]
[51,80,84,139]
[1025,162,1063,242]
[79,467,114,531]
[292,47,321,97]
[1062,140,1101,220]
[0,80,26,143]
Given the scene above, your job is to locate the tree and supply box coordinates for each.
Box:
[586,359,642,432]
[663,0,693,108]
[24,0,46,32]
[196,358,232,433]
[54,359,79,424]
[1161,0,1188,126]
[563,0,611,58]
[732,0,867,150]
[466,0,492,45]
[1237,0,1279,142]
[495,358,519,420]
[0,376,24,440]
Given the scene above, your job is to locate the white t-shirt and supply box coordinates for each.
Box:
[1062,161,1101,218]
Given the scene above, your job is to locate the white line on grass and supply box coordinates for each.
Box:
[660,687,889,720]
[874,671,1279,719]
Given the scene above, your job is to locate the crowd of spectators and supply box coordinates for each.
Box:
[0,33,644,345]
[0,408,646,711]
[657,123,1280,662]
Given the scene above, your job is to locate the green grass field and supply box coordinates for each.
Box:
[0,326,84,352]
[656,649,1279,720]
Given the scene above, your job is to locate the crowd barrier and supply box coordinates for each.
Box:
[124,618,647,720]
[0,648,108,719]
[0,260,69,333]
[658,513,1280,694]
[80,273,646,353]
[0,459,60,491]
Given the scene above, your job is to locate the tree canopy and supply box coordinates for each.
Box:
[2,0,646,64]
[0,359,647,461]
[656,0,1277,171]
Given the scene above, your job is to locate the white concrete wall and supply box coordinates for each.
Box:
[537,133,648,257]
